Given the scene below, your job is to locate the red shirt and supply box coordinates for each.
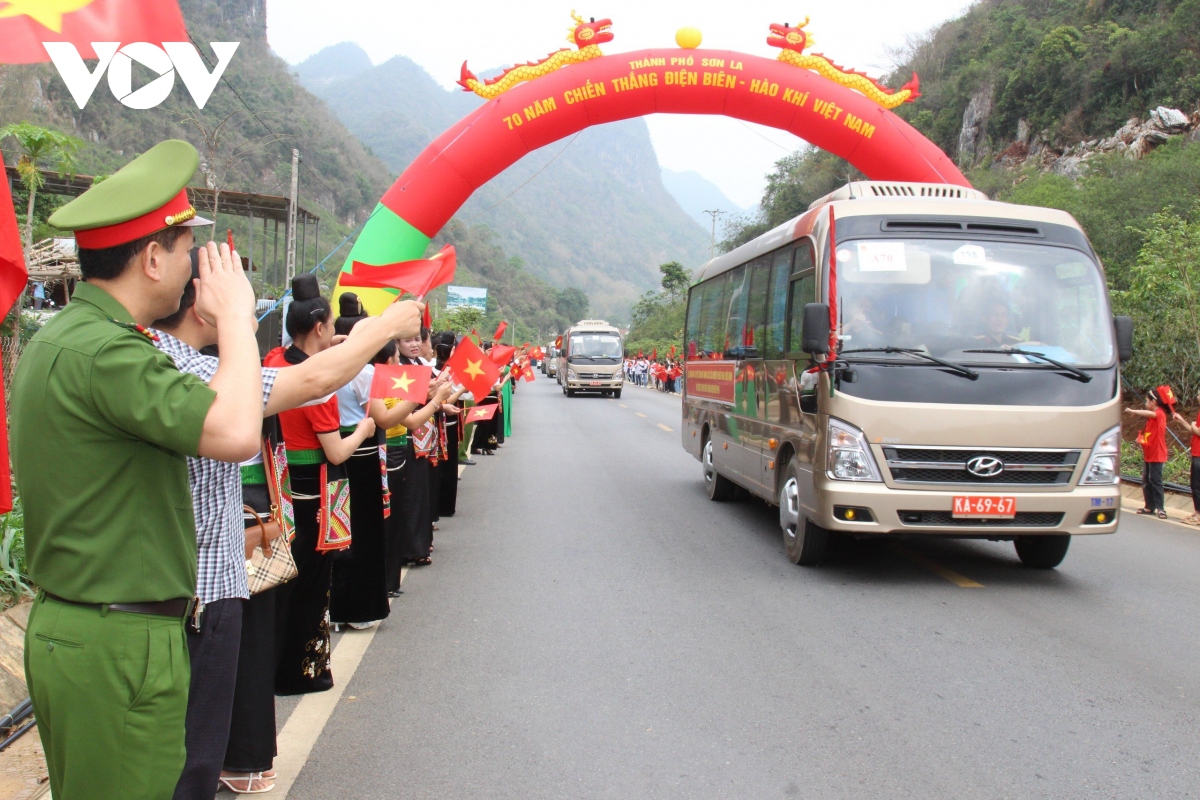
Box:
[264,347,340,451]
[1137,406,1169,463]
[1191,412,1200,458]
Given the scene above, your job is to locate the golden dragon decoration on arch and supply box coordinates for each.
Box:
[458,11,613,100]
[768,18,920,109]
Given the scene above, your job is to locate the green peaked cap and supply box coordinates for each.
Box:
[49,139,200,232]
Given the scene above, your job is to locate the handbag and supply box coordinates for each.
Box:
[316,463,353,552]
[245,441,299,594]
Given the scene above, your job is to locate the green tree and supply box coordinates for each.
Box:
[440,305,485,335]
[0,122,83,256]
[555,287,589,323]
[659,260,690,301]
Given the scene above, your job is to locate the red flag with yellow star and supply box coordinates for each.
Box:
[465,403,498,423]
[369,363,432,404]
[0,0,188,64]
[446,336,500,399]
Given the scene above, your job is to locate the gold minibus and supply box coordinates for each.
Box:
[558,320,624,398]
[681,181,1132,569]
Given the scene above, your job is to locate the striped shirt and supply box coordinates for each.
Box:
[153,330,278,603]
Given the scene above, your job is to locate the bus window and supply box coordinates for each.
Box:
[724,266,749,358]
[786,271,817,354]
[764,248,791,358]
[685,287,704,359]
[793,239,815,274]
[697,272,730,357]
[747,256,771,358]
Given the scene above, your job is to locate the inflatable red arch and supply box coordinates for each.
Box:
[337,24,970,313]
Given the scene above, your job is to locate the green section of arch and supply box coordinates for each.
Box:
[339,204,431,272]
[333,204,432,315]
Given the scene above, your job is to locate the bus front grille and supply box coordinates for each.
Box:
[883,446,1080,486]
[897,511,1065,527]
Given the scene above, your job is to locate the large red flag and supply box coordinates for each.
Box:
[465,403,498,423]
[446,336,500,400]
[492,320,507,341]
[0,0,188,64]
[369,363,432,404]
[0,151,29,514]
[340,245,456,297]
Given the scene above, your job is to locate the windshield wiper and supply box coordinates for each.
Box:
[839,347,979,381]
[963,348,1092,383]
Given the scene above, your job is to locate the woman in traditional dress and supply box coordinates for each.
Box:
[373,339,454,588]
[328,297,390,631]
[265,275,377,695]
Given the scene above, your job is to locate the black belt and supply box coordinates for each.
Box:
[43,592,195,620]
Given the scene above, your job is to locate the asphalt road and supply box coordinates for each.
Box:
[287,377,1200,799]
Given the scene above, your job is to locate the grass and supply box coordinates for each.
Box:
[0,494,32,610]
[1121,438,1192,487]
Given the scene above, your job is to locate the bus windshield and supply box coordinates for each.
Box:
[569,333,622,359]
[836,238,1113,367]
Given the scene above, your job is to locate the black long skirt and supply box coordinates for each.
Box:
[396,440,432,563]
[274,463,335,696]
[438,419,460,517]
[329,434,391,624]
[382,441,407,594]
[225,483,278,773]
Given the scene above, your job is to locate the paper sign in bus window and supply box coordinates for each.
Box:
[953,245,986,266]
[856,242,907,272]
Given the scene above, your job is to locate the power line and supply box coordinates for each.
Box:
[185,35,341,203]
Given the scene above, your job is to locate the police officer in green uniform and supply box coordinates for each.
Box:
[10,140,266,799]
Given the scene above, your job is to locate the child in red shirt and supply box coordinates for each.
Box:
[1126,385,1175,518]
[1172,390,1200,525]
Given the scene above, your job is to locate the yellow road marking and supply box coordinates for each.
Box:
[657,423,673,432]
[619,404,627,408]
[636,412,647,418]
[889,544,983,588]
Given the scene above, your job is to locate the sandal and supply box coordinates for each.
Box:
[219,771,276,794]
[1182,513,1200,525]
[414,557,432,566]
[1136,508,1155,515]
[1156,510,1169,519]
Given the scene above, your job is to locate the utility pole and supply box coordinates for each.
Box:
[703,209,725,262]
[285,148,299,284]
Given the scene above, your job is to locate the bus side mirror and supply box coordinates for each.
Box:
[1114,316,1133,363]
[801,303,831,354]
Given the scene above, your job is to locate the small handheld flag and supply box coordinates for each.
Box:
[493,320,507,341]
[446,336,501,400]
[488,344,516,366]
[340,245,457,297]
[466,403,499,422]
[370,364,433,403]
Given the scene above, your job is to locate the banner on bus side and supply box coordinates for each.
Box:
[686,362,736,403]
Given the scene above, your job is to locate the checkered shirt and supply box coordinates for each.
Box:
[153,330,278,603]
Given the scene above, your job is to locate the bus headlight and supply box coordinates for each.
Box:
[1081,425,1121,485]
[567,369,577,380]
[826,418,882,482]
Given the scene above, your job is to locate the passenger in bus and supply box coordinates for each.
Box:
[841,296,885,347]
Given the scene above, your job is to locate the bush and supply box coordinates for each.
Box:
[0,494,32,610]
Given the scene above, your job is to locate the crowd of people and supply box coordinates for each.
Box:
[624,355,683,394]
[7,140,527,799]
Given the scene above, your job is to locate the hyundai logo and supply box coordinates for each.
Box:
[966,455,1005,478]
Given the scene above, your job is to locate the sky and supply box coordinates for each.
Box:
[266,0,971,209]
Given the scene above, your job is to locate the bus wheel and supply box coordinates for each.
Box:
[614,389,622,399]
[702,437,735,501]
[567,389,576,397]
[1014,535,1070,569]
[779,462,827,565]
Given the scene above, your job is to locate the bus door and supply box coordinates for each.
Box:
[732,256,772,495]
[720,264,763,488]
[773,241,820,509]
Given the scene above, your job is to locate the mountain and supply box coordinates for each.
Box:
[0,0,389,232]
[294,44,710,320]
[660,168,746,230]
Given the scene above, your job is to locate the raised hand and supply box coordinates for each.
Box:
[194,241,255,329]
[379,299,423,340]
